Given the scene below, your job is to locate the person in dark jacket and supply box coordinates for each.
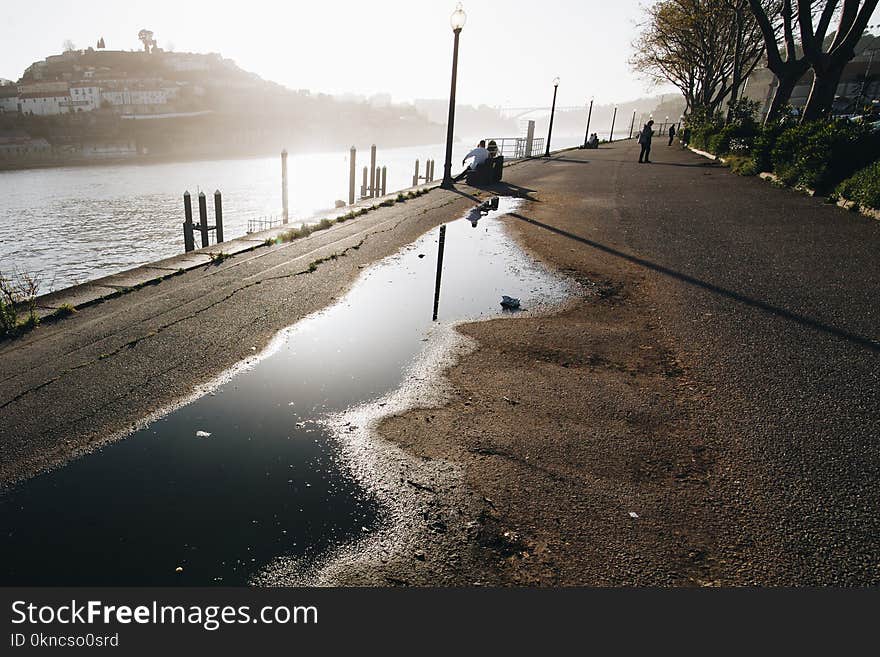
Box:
[638,120,654,163]
[668,123,676,146]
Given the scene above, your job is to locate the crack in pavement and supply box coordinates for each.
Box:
[0,196,457,377]
[0,235,369,411]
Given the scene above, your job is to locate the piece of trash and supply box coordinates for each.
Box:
[195,430,211,438]
[628,511,639,519]
[502,396,519,405]
[500,296,520,310]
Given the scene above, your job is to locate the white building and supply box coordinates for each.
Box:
[66,83,102,112]
[18,91,72,116]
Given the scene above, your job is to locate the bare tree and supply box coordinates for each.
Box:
[797,0,879,120]
[62,39,76,52]
[631,0,767,117]
[748,0,812,123]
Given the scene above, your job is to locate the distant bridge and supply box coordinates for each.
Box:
[496,105,587,120]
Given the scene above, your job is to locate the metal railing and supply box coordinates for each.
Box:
[246,215,285,234]
[484,137,545,159]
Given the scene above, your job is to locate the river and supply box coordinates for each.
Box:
[0,133,585,293]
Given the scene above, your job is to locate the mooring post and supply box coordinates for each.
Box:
[349,146,356,205]
[369,144,376,197]
[413,159,420,187]
[361,166,368,198]
[375,167,381,197]
[281,149,289,224]
[432,224,447,322]
[430,159,435,182]
[198,192,209,247]
[381,166,387,196]
[183,191,194,252]
[214,189,224,243]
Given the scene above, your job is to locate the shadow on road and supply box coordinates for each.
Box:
[507,211,880,352]
[603,159,720,168]
[542,157,592,165]
[456,181,540,200]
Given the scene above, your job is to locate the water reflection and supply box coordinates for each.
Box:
[0,197,570,586]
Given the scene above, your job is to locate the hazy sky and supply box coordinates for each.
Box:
[0,0,676,107]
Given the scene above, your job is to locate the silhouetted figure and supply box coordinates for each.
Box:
[587,133,599,149]
[668,124,676,146]
[681,126,691,148]
[454,140,489,182]
[638,120,654,163]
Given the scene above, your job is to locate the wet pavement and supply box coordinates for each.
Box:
[0,197,570,586]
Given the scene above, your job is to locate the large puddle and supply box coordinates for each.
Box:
[0,197,571,586]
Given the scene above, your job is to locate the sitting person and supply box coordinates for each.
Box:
[485,139,504,182]
[453,140,490,182]
[587,133,599,149]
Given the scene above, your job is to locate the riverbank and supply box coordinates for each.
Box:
[2,141,877,586]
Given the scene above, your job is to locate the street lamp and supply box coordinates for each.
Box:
[544,77,560,156]
[582,96,594,148]
[441,3,467,189]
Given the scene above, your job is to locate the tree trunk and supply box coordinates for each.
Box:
[801,62,847,122]
[765,73,799,124]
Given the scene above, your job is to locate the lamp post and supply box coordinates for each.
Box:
[609,106,618,143]
[441,3,467,189]
[545,77,560,157]
[582,97,594,148]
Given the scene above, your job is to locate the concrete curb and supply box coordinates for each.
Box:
[687,146,723,163]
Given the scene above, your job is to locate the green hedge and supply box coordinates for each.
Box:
[771,120,880,193]
[835,161,880,211]
[686,102,880,194]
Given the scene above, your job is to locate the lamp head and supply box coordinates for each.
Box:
[451,3,466,31]
[552,77,560,87]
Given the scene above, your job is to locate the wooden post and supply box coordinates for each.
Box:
[432,225,447,322]
[183,191,194,252]
[198,192,209,248]
[525,120,535,157]
[214,190,224,243]
[429,160,435,182]
[349,146,356,205]
[375,167,381,197]
[381,166,387,196]
[413,159,420,187]
[361,166,368,198]
[629,111,636,139]
[609,107,618,143]
[369,144,376,197]
[281,149,289,224]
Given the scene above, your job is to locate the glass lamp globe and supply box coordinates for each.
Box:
[451,3,466,31]
[552,77,560,87]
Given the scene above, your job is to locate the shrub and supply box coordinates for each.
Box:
[835,160,880,210]
[771,119,880,192]
[0,270,40,340]
[724,154,759,176]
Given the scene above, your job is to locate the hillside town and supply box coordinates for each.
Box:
[0,30,452,166]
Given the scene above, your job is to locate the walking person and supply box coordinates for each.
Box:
[638,120,654,163]
[667,123,676,146]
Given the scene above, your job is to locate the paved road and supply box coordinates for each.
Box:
[500,143,879,584]
[2,142,877,585]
